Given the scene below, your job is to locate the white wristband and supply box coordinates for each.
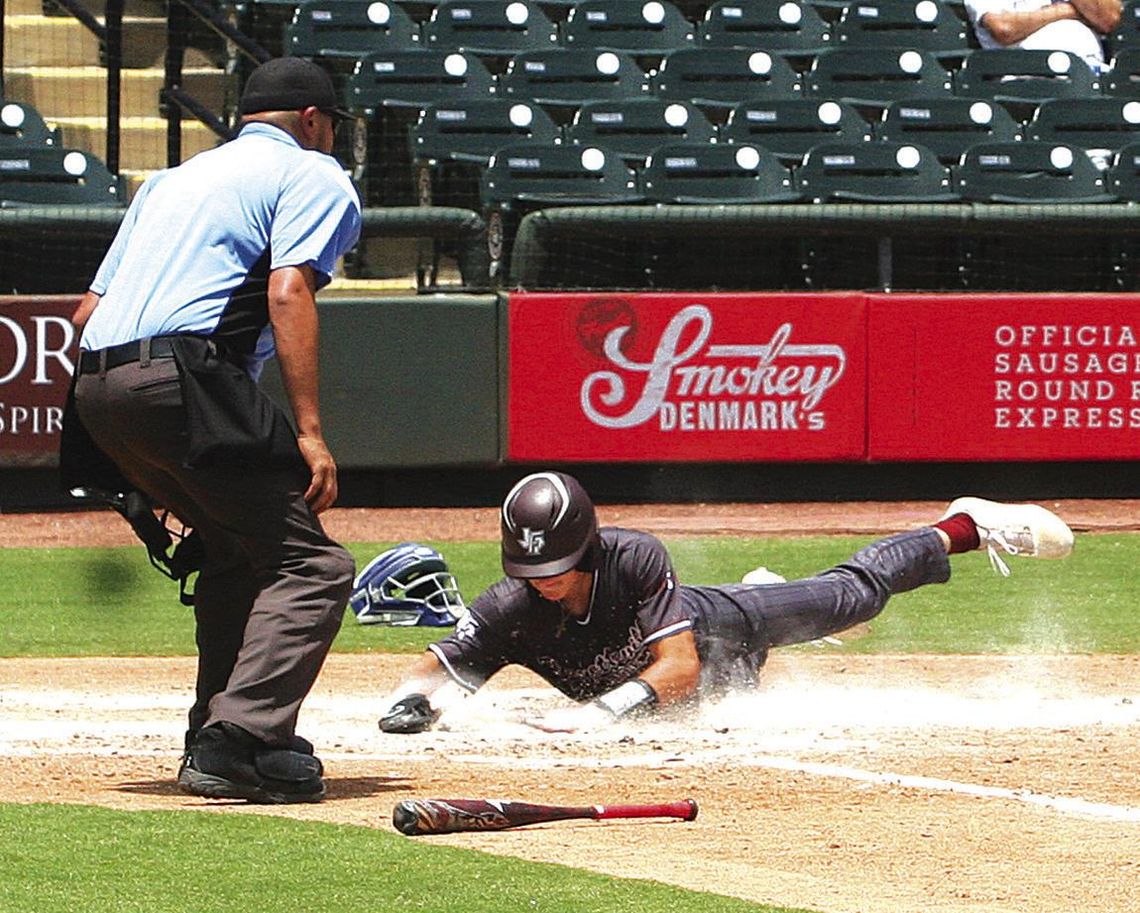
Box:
[592,679,658,718]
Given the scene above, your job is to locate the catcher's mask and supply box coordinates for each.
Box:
[500,471,598,578]
[349,542,465,626]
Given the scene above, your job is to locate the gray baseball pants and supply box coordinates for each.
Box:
[686,528,951,690]
[74,354,352,747]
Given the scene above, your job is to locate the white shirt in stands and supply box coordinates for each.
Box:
[964,0,1107,71]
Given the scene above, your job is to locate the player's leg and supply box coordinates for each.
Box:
[736,499,1073,648]
[746,527,953,647]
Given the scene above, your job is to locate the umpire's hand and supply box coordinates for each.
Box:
[298,432,338,514]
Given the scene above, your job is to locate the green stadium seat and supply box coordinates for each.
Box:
[720,98,871,164]
[0,100,62,149]
[498,48,649,106]
[424,0,560,55]
[346,49,496,110]
[806,48,954,109]
[0,147,123,206]
[412,98,562,164]
[560,0,696,54]
[953,49,1101,105]
[481,140,642,204]
[650,47,803,108]
[1103,48,1140,97]
[874,98,1020,164]
[640,140,800,202]
[833,0,969,58]
[285,0,422,59]
[698,0,832,56]
[1107,0,1140,59]
[1107,141,1140,200]
[797,140,957,201]
[1024,98,1140,163]
[566,98,716,164]
[953,141,1113,203]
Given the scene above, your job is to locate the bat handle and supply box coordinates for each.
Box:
[595,799,699,821]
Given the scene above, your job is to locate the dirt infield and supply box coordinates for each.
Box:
[2,501,1139,913]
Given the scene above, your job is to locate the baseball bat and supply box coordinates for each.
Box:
[392,798,699,835]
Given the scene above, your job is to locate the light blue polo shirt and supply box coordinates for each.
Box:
[80,122,362,376]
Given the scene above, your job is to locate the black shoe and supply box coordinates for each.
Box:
[180,728,319,771]
[178,722,326,804]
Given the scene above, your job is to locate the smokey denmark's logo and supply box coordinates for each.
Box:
[578,304,846,432]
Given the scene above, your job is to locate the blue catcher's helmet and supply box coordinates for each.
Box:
[348,543,466,626]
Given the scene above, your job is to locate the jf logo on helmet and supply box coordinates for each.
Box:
[348,542,466,627]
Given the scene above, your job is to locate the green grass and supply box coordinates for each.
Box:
[0,804,803,913]
[1,533,1134,657]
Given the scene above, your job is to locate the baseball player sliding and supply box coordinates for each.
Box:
[379,471,1073,735]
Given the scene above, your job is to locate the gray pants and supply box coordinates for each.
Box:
[685,528,951,693]
[75,356,352,746]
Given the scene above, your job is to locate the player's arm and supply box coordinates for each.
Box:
[379,605,507,733]
[378,652,458,733]
[978,3,1081,45]
[525,630,700,733]
[637,628,702,705]
[267,263,337,514]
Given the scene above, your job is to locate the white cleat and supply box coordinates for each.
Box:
[941,496,1074,576]
[741,566,787,585]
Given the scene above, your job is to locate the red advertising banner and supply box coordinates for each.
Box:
[507,292,867,462]
[0,296,80,463]
[868,293,1140,460]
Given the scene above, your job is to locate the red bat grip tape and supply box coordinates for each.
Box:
[595,800,699,821]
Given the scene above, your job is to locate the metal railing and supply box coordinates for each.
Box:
[162,0,272,165]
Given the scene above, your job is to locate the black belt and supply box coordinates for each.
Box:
[78,336,179,375]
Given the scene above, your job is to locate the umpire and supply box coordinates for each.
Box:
[63,57,362,803]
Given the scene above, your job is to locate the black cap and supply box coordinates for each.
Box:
[238,57,351,119]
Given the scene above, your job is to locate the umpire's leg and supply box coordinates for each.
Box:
[744,528,950,647]
[179,462,354,746]
[76,357,353,747]
[187,536,257,737]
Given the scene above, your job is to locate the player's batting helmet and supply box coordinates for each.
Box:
[500,471,598,578]
[349,543,465,626]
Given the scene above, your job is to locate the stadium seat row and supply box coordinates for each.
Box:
[471,138,1140,206]
[289,0,973,59]
[342,47,1140,115]
[410,97,1140,175]
[284,0,1140,61]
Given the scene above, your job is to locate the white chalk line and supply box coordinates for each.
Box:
[748,755,1140,824]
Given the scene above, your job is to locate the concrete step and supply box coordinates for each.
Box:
[2,14,169,68]
[3,66,231,119]
[5,0,49,14]
[38,0,168,17]
[52,115,223,171]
